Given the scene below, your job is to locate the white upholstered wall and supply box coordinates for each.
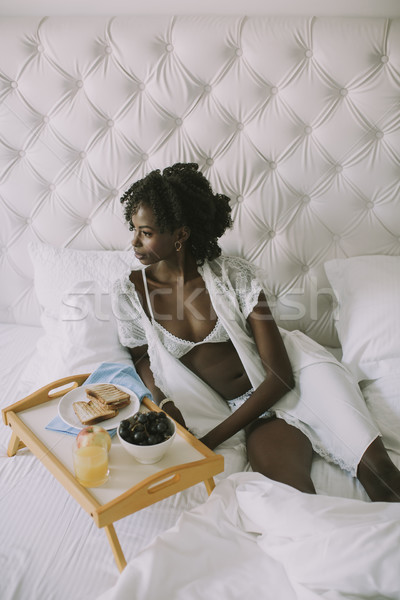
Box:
[3,0,400,17]
[1,15,399,347]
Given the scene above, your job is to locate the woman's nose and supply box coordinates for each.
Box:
[131,233,141,248]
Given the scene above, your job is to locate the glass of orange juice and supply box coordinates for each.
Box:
[73,439,109,488]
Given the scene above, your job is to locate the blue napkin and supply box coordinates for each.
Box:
[46,362,152,437]
[45,415,95,437]
[83,362,152,400]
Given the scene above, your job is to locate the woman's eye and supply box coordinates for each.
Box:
[143,231,152,237]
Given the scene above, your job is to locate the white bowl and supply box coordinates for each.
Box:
[117,413,176,464]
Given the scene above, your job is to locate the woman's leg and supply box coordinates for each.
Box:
[272,361,400,501]
[357,437,400,502]
[246,417,316,494]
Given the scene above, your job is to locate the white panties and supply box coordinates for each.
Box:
[227,388,273,419]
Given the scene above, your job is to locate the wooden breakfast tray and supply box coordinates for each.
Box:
[2,374,224,571]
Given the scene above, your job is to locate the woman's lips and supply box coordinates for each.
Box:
[134,252,145,260]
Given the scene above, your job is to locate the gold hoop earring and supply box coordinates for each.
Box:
[175,241,182,252]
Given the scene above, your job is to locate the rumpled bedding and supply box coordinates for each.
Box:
[2,325,400,600]
[98,472,400,600]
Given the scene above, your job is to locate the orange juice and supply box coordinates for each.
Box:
[73,445,109,487]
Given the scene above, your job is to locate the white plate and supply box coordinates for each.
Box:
[58,384,140,430]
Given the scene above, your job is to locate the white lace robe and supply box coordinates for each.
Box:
[112,256,379,473]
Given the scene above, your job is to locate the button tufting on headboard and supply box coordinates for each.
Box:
[0,15,399,348]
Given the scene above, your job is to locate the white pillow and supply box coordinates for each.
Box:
[324,255,400,381]
[23,242,140,387]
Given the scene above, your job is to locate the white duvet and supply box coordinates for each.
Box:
[98,472,400,600]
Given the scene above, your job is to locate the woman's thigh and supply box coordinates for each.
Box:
[246,417,316,494]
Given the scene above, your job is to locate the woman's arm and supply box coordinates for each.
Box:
[199,291,295,450]
[128,345,187,427]
[128,345,163,402]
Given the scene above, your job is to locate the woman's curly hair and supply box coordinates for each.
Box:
[120,163,232,265]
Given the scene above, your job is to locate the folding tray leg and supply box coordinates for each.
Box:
[204,477,216,496]
[103,477,215,572]
[104,524,127,572]
[7,431,26,457]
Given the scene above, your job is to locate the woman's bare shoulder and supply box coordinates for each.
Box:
[129,268,145,293]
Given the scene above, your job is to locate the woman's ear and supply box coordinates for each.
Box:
[176,226,191,244]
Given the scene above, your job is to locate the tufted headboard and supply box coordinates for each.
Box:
[1,16,399,347]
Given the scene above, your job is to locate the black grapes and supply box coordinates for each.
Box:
[119,411,174,446]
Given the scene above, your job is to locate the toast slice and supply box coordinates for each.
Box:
[85,384,131,408]
[73,396,118,426]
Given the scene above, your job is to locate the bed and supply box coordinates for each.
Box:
[1,11,400,600]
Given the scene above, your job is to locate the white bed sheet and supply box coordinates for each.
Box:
[1,326,399,600]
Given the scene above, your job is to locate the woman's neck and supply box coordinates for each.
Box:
[149,251,200,285]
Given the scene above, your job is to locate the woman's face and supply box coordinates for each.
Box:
[130,203,176,265]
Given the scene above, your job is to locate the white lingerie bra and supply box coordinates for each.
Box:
[142,269,230,359]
